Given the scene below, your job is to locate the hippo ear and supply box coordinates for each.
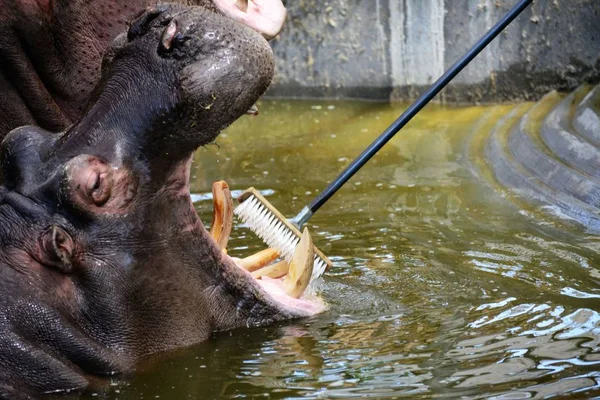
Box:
[38,226,74,274]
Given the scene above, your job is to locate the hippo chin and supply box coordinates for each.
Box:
[0,4,322,398]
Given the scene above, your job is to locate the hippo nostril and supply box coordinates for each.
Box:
[160,21,191,52]
[160,20,178,51]
[127,5,170,41]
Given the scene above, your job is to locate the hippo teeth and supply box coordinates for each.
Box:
[237,228,315,300]
[209,179,316,300]
[237,248,280,272]
[245,104,259,116]
[281,228,314,299]
[251,260,288,279]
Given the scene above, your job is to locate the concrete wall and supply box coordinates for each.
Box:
[268,0,600,102]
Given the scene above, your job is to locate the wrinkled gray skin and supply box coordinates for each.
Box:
[0,4,316,398]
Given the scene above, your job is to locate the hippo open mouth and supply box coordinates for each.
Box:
[0,4,322,397]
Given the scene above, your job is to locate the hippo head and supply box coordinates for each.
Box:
[0,4,321,396]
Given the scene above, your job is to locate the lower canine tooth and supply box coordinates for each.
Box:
[251,260,289,279]
[282,228,314,299]
[237,248,280,272]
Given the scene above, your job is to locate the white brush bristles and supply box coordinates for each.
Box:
[234,195,328,281]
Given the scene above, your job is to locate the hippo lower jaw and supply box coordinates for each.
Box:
[219,245,326,320]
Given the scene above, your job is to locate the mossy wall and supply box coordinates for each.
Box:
[268,0,600,103]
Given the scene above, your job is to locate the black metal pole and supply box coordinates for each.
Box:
[294,0,534,227]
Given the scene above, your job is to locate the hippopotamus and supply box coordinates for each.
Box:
[0,2,323,398]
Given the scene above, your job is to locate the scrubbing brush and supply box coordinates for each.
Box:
[236,188,332,280]
[235,0,533,280]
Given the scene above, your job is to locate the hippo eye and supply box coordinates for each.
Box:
[87,171,111,206]
[62,155,114,212]
[61,154,137,216]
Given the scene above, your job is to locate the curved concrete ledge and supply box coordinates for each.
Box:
[486,83,600,231]
[509,101,600,208]
[540,87,600,181]
[486,105,600,231]
[573,85,600,146]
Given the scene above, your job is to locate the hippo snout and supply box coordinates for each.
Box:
[54,4,275,166]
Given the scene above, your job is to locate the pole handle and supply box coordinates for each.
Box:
[300,0,534,220]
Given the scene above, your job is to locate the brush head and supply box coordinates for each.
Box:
[234,188,332,283]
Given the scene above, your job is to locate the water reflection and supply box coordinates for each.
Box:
[81,100,600,399]
[448,302,600,397]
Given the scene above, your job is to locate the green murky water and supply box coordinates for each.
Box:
[91,100,600,398]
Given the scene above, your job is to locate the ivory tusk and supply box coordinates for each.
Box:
[282,228,314,299]
[251,260,289,279]
[237,248,280,272]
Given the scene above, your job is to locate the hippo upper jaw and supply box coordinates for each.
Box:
[52,4,275,173]
[0,0,322,383]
